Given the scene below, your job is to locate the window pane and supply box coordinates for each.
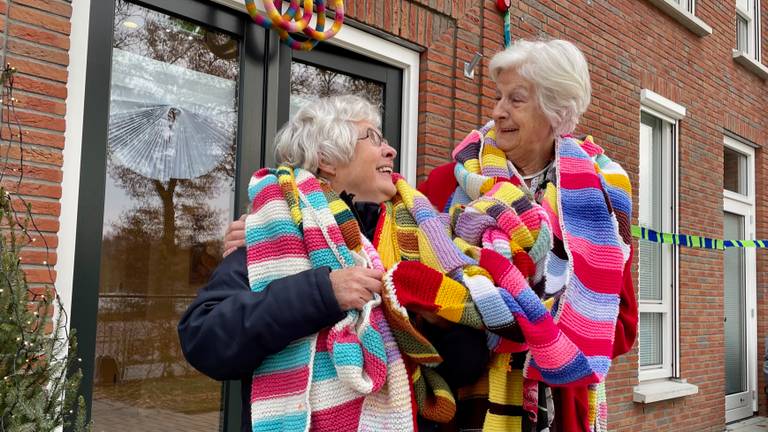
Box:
[290,61,384,117]
[724,147,747,194]
[737,15,749,52]
[638,242,663,301]
[639,313,664,367]
[94,1,239,429]
[639,113,665,301]
[724,212,747,395]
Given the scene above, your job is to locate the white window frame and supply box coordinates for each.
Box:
[638,90,685,382]
[735,0,762,61]
[722,136,758,414]
[213,0,421,183]
[646,0,712,36]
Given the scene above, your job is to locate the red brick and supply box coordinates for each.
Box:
[9,5,70,35]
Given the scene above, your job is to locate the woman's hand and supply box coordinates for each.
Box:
[329,267,384,311]
[223,214,247,257]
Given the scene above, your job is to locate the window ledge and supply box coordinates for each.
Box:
[733,51,768,81]
[633,380,699,404]
[646,0,712,36]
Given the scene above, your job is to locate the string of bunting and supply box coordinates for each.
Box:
[632,225,768,249]
[244,0,344,51]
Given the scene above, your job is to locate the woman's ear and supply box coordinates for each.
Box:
[317,159,336,179]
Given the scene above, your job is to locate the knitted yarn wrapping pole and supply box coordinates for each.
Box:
[503,10,511,47]
[496,0,511,47]
[244,0,344,51]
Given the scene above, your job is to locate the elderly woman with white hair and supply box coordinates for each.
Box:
[417,39,637,432]
[178,95,490,432]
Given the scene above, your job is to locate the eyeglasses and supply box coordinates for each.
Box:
[357,128,388,147]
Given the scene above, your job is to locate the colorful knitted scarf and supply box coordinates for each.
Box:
[244,166,413,432]
[447,122,633,431]
[374,173,552,425]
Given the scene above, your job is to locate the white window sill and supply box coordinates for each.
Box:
[633,379,699,403]
[646,0,712,36]
[733,51,768,80]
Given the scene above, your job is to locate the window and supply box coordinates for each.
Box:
[735,0,761,61]
[672,0,695,13]
[646,0,712,36]
[638,90,684,381]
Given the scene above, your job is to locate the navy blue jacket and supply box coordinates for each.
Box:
[178,203,488,431]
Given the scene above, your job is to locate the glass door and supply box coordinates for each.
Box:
[722,139,756,423]
[269,43,403,169]
[74,2,407,431]
[91,2,239,430]
[724,211,750,422]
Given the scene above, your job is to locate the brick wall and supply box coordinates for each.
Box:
[345,1,768,431]
[0,0,70,301]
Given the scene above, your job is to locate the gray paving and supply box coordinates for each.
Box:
[726,417,768,432]
[91,399,220,432]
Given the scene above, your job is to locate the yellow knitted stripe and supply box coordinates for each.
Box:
[417,232,443,272]
[483,413,522,432]
[543,183,558,213]
[603,172,632,194]
[435,277,471,323]
[376,202,399,268]
[588,385,598,425]
[488,355,523,406]
[464,159,481,173]
[327,199,349,217]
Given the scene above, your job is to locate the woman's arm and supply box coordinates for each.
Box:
[177,248,345,381]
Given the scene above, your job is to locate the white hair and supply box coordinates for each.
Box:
[489,39,591,136]
[274,95,381,173]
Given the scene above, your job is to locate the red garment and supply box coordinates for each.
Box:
[417,162,638,431]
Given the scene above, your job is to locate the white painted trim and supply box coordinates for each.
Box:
[638,110,679,382]
[723,136,758,417]
[211,0,420,184]
[732,50,768,80]
[645,0,712,36]
[633,380,699,404]
[57,0,91,330]
[640,89,687,120]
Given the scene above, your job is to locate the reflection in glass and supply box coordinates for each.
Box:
[724,212,747,395]
[724,147,747,195]
[289,61,384,117]
[92,2,238,430]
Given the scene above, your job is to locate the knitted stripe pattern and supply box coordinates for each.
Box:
[375,173,549,424]
[245,166,413,432]
[449,122,633,431]
[376,175,479,423]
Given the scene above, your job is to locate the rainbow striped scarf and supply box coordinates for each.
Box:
[374,173,551,425]
[449,122,632,431]
[245,166,413,432]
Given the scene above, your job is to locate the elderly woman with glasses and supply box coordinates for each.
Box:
[178,95,489,432]
[417,39,636,432]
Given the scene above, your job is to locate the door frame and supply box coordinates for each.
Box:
[70,0,266,429]
[723,136,757,422]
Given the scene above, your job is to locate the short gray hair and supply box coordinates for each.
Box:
[489,39,591,136]
[274,94,381,173]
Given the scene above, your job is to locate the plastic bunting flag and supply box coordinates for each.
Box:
[632,225,768,250]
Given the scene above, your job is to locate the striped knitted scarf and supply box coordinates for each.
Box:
[374,173,552,425]
[448,122,633,431]
[244,166,413,432]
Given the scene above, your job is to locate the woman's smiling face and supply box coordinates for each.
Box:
[491,67,554,159]
[326,121,398,203]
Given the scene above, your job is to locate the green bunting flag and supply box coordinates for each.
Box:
[632,225,768,250]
